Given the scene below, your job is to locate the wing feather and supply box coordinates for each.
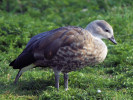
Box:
[33,26,86,60]
[9,26,89,69]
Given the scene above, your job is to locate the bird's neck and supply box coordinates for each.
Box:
[85,26,103,39]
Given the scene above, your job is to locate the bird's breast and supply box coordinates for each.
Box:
[51,42,107,73]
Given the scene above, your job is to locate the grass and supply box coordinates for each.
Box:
[0,0,133,99]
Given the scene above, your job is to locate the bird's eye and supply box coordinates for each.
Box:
[105,29,109,32]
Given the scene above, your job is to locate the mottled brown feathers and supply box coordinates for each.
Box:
[33,26,87,60]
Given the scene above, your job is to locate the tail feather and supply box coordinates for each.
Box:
[9,53,35,69]
[9,60,16,66]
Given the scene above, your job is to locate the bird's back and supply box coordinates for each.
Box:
[9,26,83,69]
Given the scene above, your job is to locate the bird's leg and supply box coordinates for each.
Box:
[14,69,22,84]
[53,69,61,91]
[64,73,69,91]
[14,64,35,84]
[55,73,60,91]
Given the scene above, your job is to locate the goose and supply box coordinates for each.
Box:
[9,20,117,91]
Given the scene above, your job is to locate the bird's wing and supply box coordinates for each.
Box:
[9,28,64,69]
[25,28,63,48]
[9,26,91,69]
[32,26,90,60]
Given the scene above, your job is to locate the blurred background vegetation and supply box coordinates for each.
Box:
[0,0,133,99]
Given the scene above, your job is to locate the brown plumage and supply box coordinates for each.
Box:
[9,20,117,91]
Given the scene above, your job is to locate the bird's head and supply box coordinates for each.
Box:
[85,20,117,44]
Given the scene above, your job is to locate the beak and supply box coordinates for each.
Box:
[108,36,117,44]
